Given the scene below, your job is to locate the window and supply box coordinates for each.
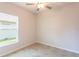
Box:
[0,12,18,47]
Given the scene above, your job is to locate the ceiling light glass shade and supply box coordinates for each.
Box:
[37,4,45,8]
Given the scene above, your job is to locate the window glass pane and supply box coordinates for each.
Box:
[0,12,18,47]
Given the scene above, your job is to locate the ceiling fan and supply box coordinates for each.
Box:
[25,2,52,12]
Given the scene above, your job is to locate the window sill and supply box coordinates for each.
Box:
[0,39,18,47]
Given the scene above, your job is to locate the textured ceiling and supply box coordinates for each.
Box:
[11,2,75,14]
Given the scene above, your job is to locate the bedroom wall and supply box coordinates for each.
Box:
[0,2,79,56]
[37,3,79,53]
[0,3,36,56]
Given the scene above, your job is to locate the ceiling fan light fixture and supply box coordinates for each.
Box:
[37,3,45,8]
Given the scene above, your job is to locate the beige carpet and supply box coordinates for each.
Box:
[5,43,79,57]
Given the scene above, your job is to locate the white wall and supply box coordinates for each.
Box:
[0,3,36,56]
[37,3,79,53]
[0,2,79,56]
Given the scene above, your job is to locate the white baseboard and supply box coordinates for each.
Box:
[37,41,79,54]
[0,42,35,57]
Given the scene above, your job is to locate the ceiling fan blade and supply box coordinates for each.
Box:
[45,6,52,9]
[26,3,34,5]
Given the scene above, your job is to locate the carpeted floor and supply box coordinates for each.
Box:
[5,43,79,57]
